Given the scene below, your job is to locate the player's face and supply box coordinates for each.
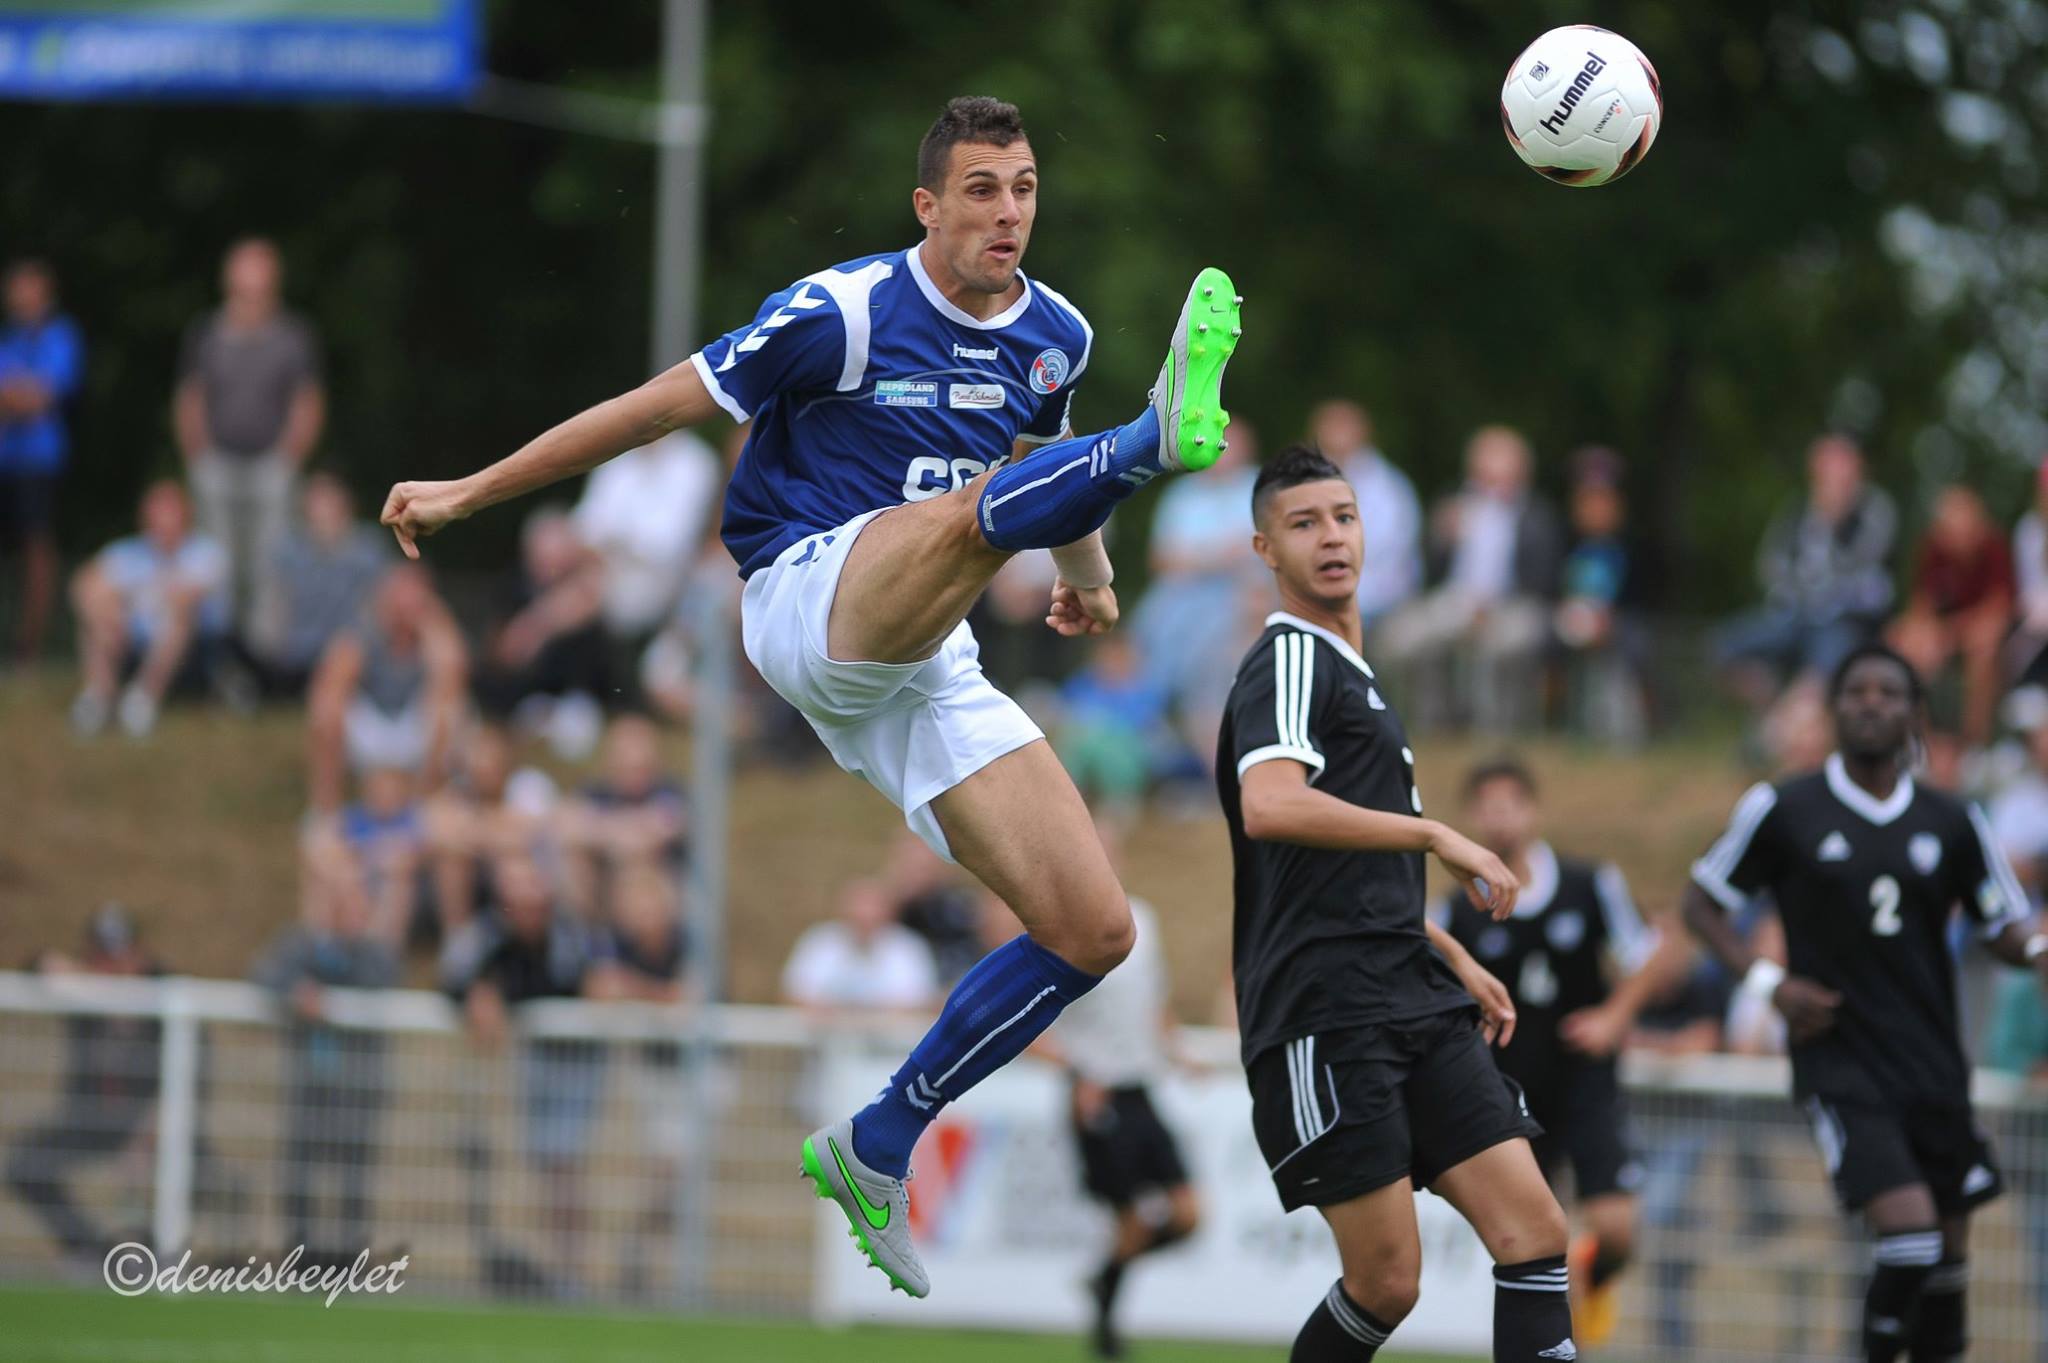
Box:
[917,140,1037,295]
[1255,480,1361,607]
[1833,656,1915,760]
[1465,777,1538,857]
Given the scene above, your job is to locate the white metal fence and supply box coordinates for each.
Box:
[2,970,2043,1360]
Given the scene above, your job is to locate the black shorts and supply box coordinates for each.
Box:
[0,471,57,545]
[1804,1096,2004,1215]
[1525,1062,1641,1202]
[1073,1084,1189,1207]
[1247,1009,1541,1212]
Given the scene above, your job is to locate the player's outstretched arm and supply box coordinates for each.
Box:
[381,361,720,558]
[1238,760,1518,918]
[1681,882,1839,1042]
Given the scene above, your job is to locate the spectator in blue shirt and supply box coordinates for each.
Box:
[0,259,84,664]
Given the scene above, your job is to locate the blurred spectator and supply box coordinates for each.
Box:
[781,877,938,1016]
[245,471,389,697]
[478,508,610,750]
[1310,399,1421,629]
[881,829,983,985]
[307,562,467,812]
[174,238,325,638]
[972,547,1065,693]
[448,852,601,1290]
[336,765,426,944]
[572,430,721,684]
[1889,484,2014,748]
[5,905,163,1265]
[1552,448,1649,745]
[1378,424,1562,732]
[250,835,399,1267]
[0,258,83,664]
[1054,634,1168,828]
[585,865,695,1299]
[1988,690,2048,897]
[1714,434,1896,718]
[424,723,558,933]
[69,479,228,738]
[2005,458,2048,689]
[1130,417,1261,770]
[561,714,687,918]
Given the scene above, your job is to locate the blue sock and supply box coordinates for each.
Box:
[851,934,1102,1178]
[977,407,1162,551]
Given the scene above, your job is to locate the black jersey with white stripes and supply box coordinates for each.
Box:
[1691,753,2031,1106]
[1217,613,1470,1065]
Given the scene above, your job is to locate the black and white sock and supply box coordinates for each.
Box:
[1866,1229,1941,1363]
[1493,1254,1576,1362]
[1291,1280,1395,1361]
[1907,1256,1967,1363]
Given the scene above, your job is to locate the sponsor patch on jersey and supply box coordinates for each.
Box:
[1817,831,1852,862]
[947,383,1006,410]
[1545,909,1587,952]
[1908,832,1942,876]
[1029,347,1070,394]
[874,380,938,408]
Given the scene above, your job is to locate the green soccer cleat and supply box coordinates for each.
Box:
[801,1117,930,1298]
[1150,266,1243,473]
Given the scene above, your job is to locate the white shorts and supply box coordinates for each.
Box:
[740,509,1043,861]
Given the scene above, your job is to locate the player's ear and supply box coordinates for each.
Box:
[1251,530,1275,568]
[912,185,939,230]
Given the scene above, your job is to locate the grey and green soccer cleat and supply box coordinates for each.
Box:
[801,1117,929,1298]
[1150,266,1242,472]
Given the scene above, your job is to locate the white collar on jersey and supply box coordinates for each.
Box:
[1507,841,1561,918]
[1824,751,1915,826]
[904,242,1035,330]
[1266,611,1375,677]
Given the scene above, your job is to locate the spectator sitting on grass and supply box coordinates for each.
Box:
[307,562,467,813]
[69,478,228,738]
[0,257,84,666]
[1552,447,1650,744]
[1889,483,2015,751]
[561,713,686,918]
[245,471,388,697]
[781,877,938,1019]
[424,722,558,933]
[1055,633,1168,830]
[477,508,609,751]
[881,829,984,986]
[335,765,426,946]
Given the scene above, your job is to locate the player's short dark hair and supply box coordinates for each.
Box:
[918,96,1029,190]
[1462,756,1538,802]
[1251,443,1349,524]
[1828,641,1924,705]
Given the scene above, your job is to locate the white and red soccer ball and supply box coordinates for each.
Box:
[1501,26,1662,187]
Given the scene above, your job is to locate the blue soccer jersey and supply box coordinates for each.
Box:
[694,245,1093,577]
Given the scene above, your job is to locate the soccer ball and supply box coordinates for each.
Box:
[1500,26,1662,187]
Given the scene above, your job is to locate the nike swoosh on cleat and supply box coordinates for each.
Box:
[828,1137,891,1231]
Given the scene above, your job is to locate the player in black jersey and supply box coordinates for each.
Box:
[1218,446,1577,1363]
[1684,642,2048,1363]
[1435,758,1686,1349]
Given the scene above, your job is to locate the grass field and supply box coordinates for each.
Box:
[1,1284,1476,1363]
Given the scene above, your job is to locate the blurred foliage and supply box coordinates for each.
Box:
[2,0,2041,606]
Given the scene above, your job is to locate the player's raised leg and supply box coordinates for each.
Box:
[823,267,1241,665]
[1294,1179,1420,1361]
[803,740,1131,1297]
[1431,1140,1576,1363]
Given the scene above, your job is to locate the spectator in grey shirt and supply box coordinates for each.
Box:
[249,471,389,696]
[174,237,325,638]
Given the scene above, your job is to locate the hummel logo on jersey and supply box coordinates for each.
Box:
[1818,831,1852,862]
[952,343,999,361]
[717,284,824,371]
[1537,1340,1578,1360]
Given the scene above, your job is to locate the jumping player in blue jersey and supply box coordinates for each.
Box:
[381,97,1241,1298]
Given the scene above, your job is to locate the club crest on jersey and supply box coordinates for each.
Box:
[1029,347,1070,394]
[1817,831,1852,862]
[1908,832,1942,876]
[1545,910,1586,952]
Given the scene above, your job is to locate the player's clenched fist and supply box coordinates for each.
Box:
[381,479,473,560]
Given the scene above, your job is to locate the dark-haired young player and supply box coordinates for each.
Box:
[1218,444,1579,1363]
[1685,643,2048,1363]
[1435,758,1687,1349]
[380,96,1244,1298]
